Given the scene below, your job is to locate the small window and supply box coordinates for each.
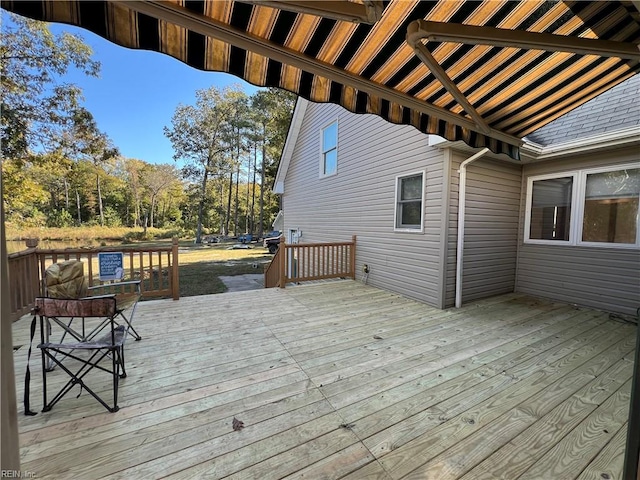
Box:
[529,176,573,241]
[320,121,338,177]
[582,168,639,244]
[395,172,425,232]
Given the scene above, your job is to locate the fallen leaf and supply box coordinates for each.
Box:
[232,417,245,431]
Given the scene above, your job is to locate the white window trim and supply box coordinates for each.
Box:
[394,170,426,233]
[524,163,640,249]
[319,119,338,179]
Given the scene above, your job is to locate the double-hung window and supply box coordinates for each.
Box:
[320,121,337,177]
[525,164,639,248]
[395,171,425,232]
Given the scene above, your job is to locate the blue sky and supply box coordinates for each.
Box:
[49,22,260,165]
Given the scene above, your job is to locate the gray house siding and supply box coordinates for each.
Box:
[282,101,447,307]
[445,154,522,307]
[279,100,638,315]
[516,145,640,315]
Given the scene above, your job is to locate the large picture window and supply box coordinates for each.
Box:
[320,121,337,177]
[395,172,425,232]
[582,168,639,244]
[525,164,639,248]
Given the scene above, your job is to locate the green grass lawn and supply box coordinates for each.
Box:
[177,241,273,296]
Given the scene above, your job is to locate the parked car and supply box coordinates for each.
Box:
[237,233,253,244]
[263,233,283,254]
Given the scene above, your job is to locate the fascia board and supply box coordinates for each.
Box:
[521,126,640,160]
[273,97,309,194]
[433,127,639,162]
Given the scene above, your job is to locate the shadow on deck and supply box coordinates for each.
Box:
[11,280,636,479]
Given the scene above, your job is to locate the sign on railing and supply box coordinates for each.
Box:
[98,252,125,281]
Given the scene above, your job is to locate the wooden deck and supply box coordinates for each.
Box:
[11,280,636,479]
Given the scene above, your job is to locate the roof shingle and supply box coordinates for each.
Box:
[525,74,640,146]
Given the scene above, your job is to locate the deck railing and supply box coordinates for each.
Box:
[264,235,356,288]
[263,245,283,288]
[8,238,180,321]
[7,248,41,322]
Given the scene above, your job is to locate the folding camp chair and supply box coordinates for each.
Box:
[35,296,128,413]
[22,260,141,413]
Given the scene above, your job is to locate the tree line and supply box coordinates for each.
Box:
[1,12,295,242]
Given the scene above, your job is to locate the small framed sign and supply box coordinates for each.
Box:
[98,252,125,281]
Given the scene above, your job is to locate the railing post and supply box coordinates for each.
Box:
[30,247,40,300]
[37,251,46,297]
[171,237,180,300]
[279,236,286,289]
[350,235,356,279]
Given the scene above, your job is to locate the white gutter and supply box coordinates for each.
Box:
[455,147,490,308]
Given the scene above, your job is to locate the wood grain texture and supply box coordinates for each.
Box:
[11,281,635,479]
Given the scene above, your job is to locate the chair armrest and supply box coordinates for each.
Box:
[88,280,141,290]
[88,281,142,297]
[79,293,116,300]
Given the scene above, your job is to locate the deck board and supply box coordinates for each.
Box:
[11,280,636,479]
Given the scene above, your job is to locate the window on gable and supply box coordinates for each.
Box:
[321,121,337,177]
[525,165,639,248]
[395,172,425,231]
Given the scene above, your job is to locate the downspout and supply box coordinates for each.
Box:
[455,147,490,308]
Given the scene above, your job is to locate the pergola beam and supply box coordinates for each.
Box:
[410,41,492,135]
[246,1,384,25]
[408,20,640,60]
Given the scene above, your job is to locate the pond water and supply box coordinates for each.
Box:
[7,239,122,254]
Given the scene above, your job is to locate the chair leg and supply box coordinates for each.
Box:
[118,311,141,341]
[40,347,122,413]
[112,348,120,413]
[119,346,127,378]
[40,341,49,411]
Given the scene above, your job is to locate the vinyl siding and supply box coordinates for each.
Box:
[281,102,446,307]
[516,145,640,315]
[445,154,522,307]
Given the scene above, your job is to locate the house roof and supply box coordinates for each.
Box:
[525,73,640,146]
[2,0,639,160]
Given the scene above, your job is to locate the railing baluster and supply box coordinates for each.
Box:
[129,251,135,282]
[87,252,93,287]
